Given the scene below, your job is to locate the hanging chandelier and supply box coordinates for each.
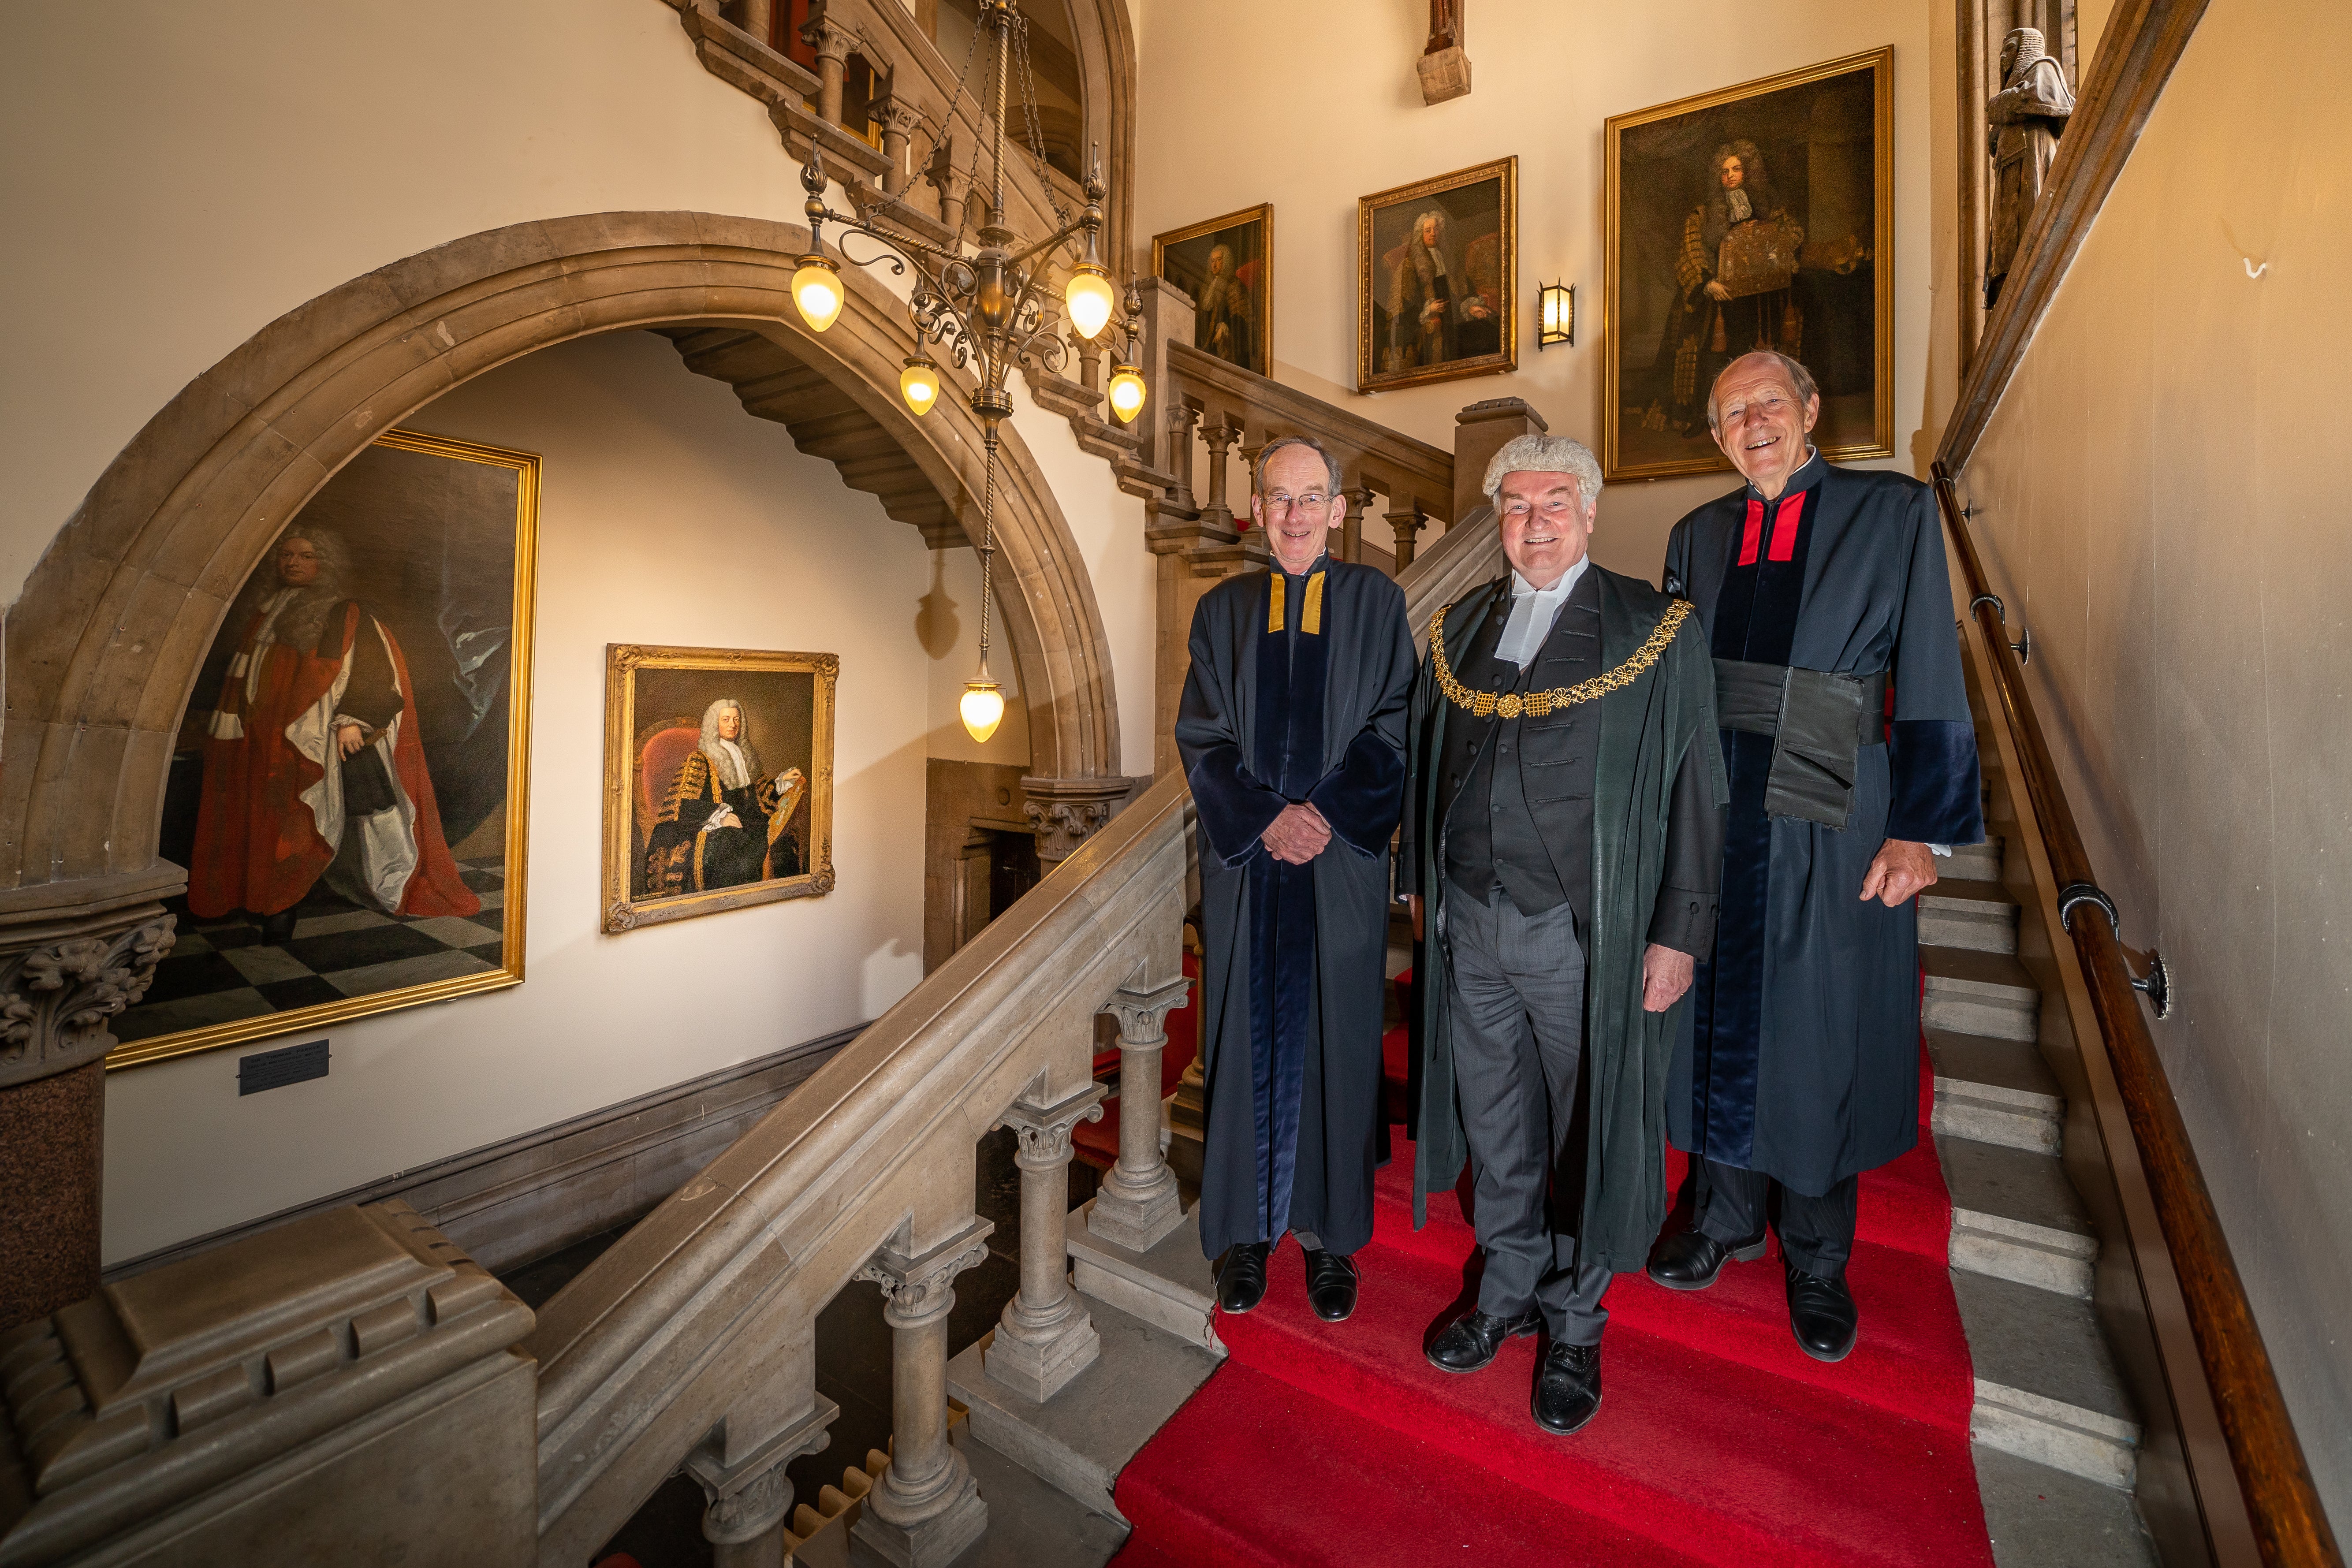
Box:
[786,0,1147,742]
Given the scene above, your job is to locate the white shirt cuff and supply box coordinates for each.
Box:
[1927,844,1951,857]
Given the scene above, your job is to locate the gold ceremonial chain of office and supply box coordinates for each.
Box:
[1427,597,1696,719]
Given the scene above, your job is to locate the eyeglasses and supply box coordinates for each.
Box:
[1260,492,1338,516]
[1716,391,1791,428]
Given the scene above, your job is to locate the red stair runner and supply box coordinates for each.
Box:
[1109,999,1988,1568]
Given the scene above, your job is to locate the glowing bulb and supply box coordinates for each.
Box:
[959,678,1006,743]
[900,357,941,415]
[1065,264,1117,341]
[793,257,845,332]
[1107,364,1146,423]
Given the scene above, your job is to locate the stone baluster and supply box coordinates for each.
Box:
[1198,420,1240,532]
[1087,975,1193,1251]
[733,0,775,48]
[1165,402,1203,513]
[1072,328,1103,394]
[686,1326,838,1568]
[697,1459,797,1568]
[1341,482,1377,565]
[1387,503,1428,572]
[852,1220,995,1568]
[984,1083,1108,1400]
[1164,1051,1208,1186]
[873,96,925,197]
[925,138,973,241]
[801,10,860,127]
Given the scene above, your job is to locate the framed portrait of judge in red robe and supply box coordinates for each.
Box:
[112,428,539,1066]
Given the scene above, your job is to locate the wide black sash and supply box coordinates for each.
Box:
[1712,659,1887,830]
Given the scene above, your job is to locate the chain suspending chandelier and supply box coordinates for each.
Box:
[786,0,1147,742]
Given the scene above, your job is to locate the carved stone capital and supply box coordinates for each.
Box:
[871,95,925,140]
[997,1083,1107,1170]
[857,1218,994,1329]
[801,15,861,63]
[701,1456,794,1546]
[1021,776,1135,866]
[0,901,176,1088]
[1106,974,1191,1047]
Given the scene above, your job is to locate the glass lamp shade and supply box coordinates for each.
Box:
[1065,264,1117,341]
[793,257,846,332]
[959,678,1006,743]
[900,357,942,415]
[1106,364,1147,423]
[1537,281,1573,348]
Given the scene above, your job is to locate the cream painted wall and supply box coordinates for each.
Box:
[1129,1,1939,579]
[101,329,1018,1262]
[1960,0,2352,1514]
[0,0,1152,775]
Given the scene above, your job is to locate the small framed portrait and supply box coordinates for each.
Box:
[1357,156,1517,394]
[1154,203,1275,378]
[116,428,540,1067]
[601,645,838,933]
[1604,48,1895,480]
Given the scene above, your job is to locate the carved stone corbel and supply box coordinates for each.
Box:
[0,902,176,1088]
[1020,776,1135,871]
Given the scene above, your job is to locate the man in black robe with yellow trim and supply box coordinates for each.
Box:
[1403,434,1726,1435]
[1649,351,1983,1363]
[1176,435,1417,1323]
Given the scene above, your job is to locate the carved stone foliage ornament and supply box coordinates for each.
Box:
[857,1224,994,1327]
[1020,775,1133,864]
[0,911,176,1087]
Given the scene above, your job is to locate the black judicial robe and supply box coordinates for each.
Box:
[1663,452,1983,1196]
[1175,556,1416,1259]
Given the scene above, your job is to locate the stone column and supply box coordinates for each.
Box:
[984,1083,1107,1400]
[686,1380,836,1568]
[734,0,775,48]
[1340,482,1377,565]
[873,96,924,197]
[1165,1052,1209,1186]
[1021,775,1134,873]
[852,1220,995,1568]
[1452,395,1550,522]
[1164,403,1203,513]
[800,10,860,126]
[1387,504,1427,572]
[0,888,177,1329]
[1086,976,1192,1252]
[700,1460,795,1568]
[1198,420,1240,533]
[1072,328,1103,394]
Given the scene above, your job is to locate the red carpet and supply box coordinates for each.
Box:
[1110,994,1989,1568]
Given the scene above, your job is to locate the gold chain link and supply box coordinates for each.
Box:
[1429,596,1695,720]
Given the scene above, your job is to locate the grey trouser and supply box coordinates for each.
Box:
[1694,1160,1860,1278]
[1444,884,1611,1345]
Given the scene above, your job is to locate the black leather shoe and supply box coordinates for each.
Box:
[1303,1249,1359,1322]
[1645,1227,1767,1291]
[1214,1241,1271,1314]
[1425,1308,1541,1373]
[1786,1264,1859,1362]
[1532,1340,1603,1434]
[260,908,300,944]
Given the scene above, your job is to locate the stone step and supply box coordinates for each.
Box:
[1972,1445,2159,1568]
[947,1414,1135,1567]
[1922,945,2041,1043]
[1945,837,2005,882]
[1956,1270,2143,1489]
[1937,1133,2099,1300]
[949,1290,1220,1527]
[1065,1198,1225,1356]
[1920,877,2023,955]
[1928,1027,2064,1155]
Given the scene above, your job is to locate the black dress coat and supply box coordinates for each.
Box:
[1663,452,1983,1196]
[1175,557,1416,1258]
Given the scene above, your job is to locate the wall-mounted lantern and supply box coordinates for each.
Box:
[1538,281,1574,348]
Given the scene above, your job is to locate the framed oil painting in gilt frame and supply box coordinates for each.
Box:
[1604,48,1894,481]
[111,428,539,1068]
[1154,203,1274,378]
[601,645,837,933]
[1358,156,1517,394]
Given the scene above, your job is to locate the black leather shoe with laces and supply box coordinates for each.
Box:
[1785,1263,1859,1362]
[1214,1240,1271,1314]
[1532,1340,1603,1434]
[1645,1226,1767,1291]
[1303,1248,1359,1322]
[1425,1307,1542,1373]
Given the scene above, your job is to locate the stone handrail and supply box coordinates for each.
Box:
[524,770,1191,1563]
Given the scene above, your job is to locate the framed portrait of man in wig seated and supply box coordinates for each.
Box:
[601,645,838,933]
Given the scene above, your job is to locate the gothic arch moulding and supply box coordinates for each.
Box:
[0,211,1123,899]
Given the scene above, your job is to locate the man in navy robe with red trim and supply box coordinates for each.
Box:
[1176,434,1417,1324]
[1649,351,1983,1361]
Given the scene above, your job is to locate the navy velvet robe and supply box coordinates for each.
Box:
[1175,556,1416,1258]
[1663,453,1983,1196]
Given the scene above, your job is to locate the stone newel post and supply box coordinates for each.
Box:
[984,1083,1108,1400]
[853,1219,994,1568]
[1086,975,1193,1252]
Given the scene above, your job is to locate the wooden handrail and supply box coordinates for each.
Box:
[1929,464,2341,1568]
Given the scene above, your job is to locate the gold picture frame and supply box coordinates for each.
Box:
[1603,47,1896,481]
[601,644,838,933]
[1358,155,1517,394]
[108,427,540,1068]
[1153,203,1275,378]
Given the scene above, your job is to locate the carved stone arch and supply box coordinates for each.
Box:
[0,211,1122,898]
[1055,0,1138,272]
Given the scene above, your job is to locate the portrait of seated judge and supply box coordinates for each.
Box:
[1358,156,1515,393]
[607,648,835,931]
[124,428,536,1060]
